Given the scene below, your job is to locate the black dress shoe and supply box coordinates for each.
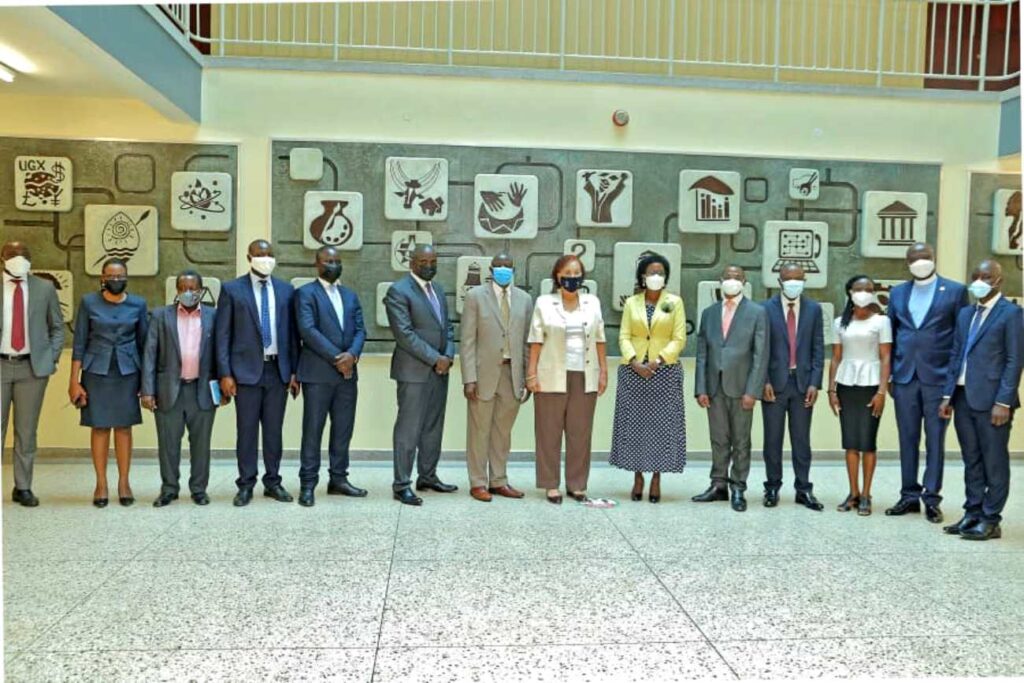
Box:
[264,485,294,503]
[327,481,368,497]
[12,488,39,507]
[960,521,1001,541]
[763,489,779,508]
[233,488,253,507]
[925,504,943,523]
[191,492,210,506]
[885,498,921,516]
[92,498,108,508]
[943,515,980,535]
[119,496,135,507]
[416,480,458,493]
[394,488,423,506]
[153,492,178,508]
[692,485,729,503]
[731,489,747,512]
[795,491,824,511]
[298,489,315,507]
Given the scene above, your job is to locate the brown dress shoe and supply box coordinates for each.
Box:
[488,485,525,499]
[470,487,493,502]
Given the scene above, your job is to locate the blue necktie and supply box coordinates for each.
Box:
[260,280,272,349]
[961,305,985,374]
[425,283,443,324]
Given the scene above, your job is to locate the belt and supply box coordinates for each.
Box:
[501,358,511,365]
[263,354,278,362]
[0,353,28,361]
[181,378,198,385]
[788,368,798,375]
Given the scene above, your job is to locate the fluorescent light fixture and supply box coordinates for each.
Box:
[0,63,14,83]
[0,44,35,74]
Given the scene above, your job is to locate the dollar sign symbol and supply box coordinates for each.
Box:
[52,161,65,183]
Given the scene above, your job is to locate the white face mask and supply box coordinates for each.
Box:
[908,259,936,280]
[250,256,276,277]
[644,274,665,292]
[721,279,744,297]
[4,256,30,278]
[851,291,875,308]
[780,280,805,300]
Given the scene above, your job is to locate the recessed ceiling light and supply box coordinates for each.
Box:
[0,44,35,74]
[0,64,15,84]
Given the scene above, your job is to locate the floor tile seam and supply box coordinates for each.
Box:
[369,503,402,683]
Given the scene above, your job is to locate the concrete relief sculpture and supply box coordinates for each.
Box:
[456,256,493,313]
[376,281,393,327]
[789,168,820,200]
[164,276,221,305]
[612,242,682,311]
[678,170,740,234]
[992,188,1023,256]
[473,174,538,239]
[391,230,433,271]
[303,191,363,250]
[762,221,829,289]
[84,205,159,276]
[289,147,324,181]
[860,191,928,258]
[14,156,73,212]
[171,172,232,231]
[33,270,74,321]
[575,169,632,228]
[563,238,596,272]
[385,157,448,221]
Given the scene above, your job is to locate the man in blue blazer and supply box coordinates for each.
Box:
[760,263,825,510]
[939,260,1022,541]
[885,243,969,523]
[215,239,300,507]
[294,246,367,507]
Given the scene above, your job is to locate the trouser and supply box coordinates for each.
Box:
[893,378,948,506]
[0,357,49,491]
[299,379,358,489]
[393,373,448,492]
[466,364,521,489]
[953,390,1012,524]
[761,374,814,494]
[708,391,754,491]
[534,372,597,491]
[234,360,288,490]
[154,381,215,496]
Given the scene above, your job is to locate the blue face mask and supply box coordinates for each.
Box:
[491,266,514,287]
[968,279,993,300]
[780,280,805,300]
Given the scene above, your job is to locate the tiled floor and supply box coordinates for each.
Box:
[3,459,1023,682]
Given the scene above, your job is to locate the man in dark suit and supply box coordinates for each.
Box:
[1,242,65,507]
[215,239,300,507]
[693,265,769,512]
[760,263,825,510]
[142,270,225,507]
[939,260,1022,541]
[385,244,458,506]
[886,243,969,523]
[294,246,367,507]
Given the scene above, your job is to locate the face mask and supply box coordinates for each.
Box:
[250,256,276,277]
[103,279,128,296]
[414,263,437,281]
[780,280,805,300]
[491,266,514,287]
[644,274,665,292]
[559,276,583,293]
[319,262,342,283]
[721,279,743,297]
[177,290,201,309]
[909,259,936,280]
[968,279,993,300]
[4,256,30,278]
[851,291,875,308]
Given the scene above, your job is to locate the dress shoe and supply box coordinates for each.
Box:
[566,490,587,502]
[489,485,525,499]
[152,492,178,508]
[233,488,253,507]
[731,489,747,512]
[119,496,135,507]
[795,491,824,511]
[11,488,39,507]
[960,521,1001,541]
[416,480,458,493]
[470,487,493,502]
[763,489,779,508]
[191,492,210,506]
[92,498,108,508]
[546,492,563,505]
[264,485,294,503]
[394,488,423,506]
[925,504,943,524]
[692,485,728,503]
[943,515,980,535]
[298,489,315,507]
[327,481,368,497]
[885,498,921,516]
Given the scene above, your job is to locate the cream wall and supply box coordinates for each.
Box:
[1,69,1019,455]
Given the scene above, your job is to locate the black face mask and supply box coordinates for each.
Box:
[103,279,128,295]
[319,262,342,283]
[559,276,583,293]
[415,263,437,281]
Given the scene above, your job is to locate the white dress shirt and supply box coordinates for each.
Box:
[319,278,345,331]
[249,272,278,356]
[2,271,30,355]
[957,293,1002,387]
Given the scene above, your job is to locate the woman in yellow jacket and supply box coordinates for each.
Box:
[609,253,687,503]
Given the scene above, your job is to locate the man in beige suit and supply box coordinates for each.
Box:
[460,253,533,502]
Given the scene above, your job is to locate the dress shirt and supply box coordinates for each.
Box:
[1,271,30,355]
[493,282,512,359]
[908,274,938,328]
[781,294,801,369]
[176,304,202,380]
[319,278,345,331]
[722,293,744,323]
[249,272,278,356]
[956,294,1003,396]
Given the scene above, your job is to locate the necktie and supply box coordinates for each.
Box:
[722,299,736,339]
[787,303,797,369]
[260,280,272,349]
[11,278,25,352]
[426,283,443,324]
[332,285,344,332]
[961,304,985,374]
[501,289,511,357]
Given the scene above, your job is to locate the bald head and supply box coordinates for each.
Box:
[905,243,934,263]
[779,262,805,281]
[1,241,30,262]
[410,244,438,281]
[248,239,273,258]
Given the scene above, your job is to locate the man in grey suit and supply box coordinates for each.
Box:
[142,270,225,507]
[1,242,65,507]
[385,244,458,506]
[693,265,769,512]
[460,252,532,502]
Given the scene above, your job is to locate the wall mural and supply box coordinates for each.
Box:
[967,172,1023,302]
[0,137,238,345]
[270,140,942,356]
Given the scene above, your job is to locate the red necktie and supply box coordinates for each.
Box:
[11,278,26,352]
[787,303,797,369]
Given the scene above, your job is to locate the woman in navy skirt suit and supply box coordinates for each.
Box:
[68,258,148,508]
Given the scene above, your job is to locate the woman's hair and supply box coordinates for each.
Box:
[550,254,585,293]
[839,274,872,329]
[634,253,671,292]
[101,257,128,276]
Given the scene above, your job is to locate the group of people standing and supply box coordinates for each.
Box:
[1,238,1020,540]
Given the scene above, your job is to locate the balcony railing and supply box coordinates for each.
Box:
[158,0,1020,92]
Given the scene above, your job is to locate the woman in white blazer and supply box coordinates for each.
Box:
[526,254,608,504]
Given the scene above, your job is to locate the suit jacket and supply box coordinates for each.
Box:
[695,297,768,399]
[888,276,969,386]
[214,275,298,385]
[459,284,532,401]
[944,297,1022,411]
[142,304,218,411]
[71,292,148,376]
[0,273,64,377]
[385,274,455,383]
[295,280,366,384]
[764,295,824,393]
[618,291,686,366]
[528,293,607,394]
